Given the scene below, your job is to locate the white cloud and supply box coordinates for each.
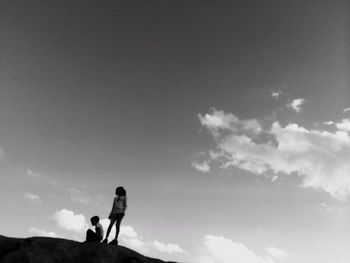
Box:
[199,109,236,132]
[271,90,282,100]
[271,175,278,182]
[201,235,274,263]
[120,225,187,256]
[26,169,41,178]
[199,109,262,135]
[52,209,87,233]
[265,246,288,259]
[152,240,187,254]
[336,119,350,132]
[198,109,350,201]
[100,219,186,259]
[119,224,139,239]
[24,192,42,204]
[288,98,305,113]
[100,219,139,240]
[323,121,334,125]
[343,107,350,113]
[192,161,210,173]
[29,227,58,238]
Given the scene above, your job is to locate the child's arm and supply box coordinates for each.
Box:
[108,198,115,219]
[122,197,127,213]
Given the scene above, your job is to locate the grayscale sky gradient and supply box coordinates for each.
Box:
[0,1,349,262]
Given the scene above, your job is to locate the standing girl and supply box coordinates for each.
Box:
[103,186,127,245]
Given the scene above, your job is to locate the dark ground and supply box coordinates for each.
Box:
[0,235,178,263]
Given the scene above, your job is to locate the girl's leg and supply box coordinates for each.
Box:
[114,214,124,240]
[105,217,117,240]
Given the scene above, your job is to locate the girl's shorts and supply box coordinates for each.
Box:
[110,213,125,221]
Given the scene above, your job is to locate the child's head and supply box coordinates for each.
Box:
[115,186,126,196]
[90,215,99,226]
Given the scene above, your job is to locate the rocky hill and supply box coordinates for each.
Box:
[0,235,178,263]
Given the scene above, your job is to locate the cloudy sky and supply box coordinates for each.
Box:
[0,1,349,262]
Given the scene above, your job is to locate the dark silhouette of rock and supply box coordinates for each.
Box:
[0,235,179,263]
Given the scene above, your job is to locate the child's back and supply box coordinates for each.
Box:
[95,222,104,240]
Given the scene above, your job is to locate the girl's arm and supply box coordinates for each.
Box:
[122,197,127,213]
[108,198,115,218]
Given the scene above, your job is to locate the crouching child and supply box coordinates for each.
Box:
[85,215,103,243]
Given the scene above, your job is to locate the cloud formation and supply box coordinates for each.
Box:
[100,219,186,259]
[271,90,283,100]
[26,169,41,178]
[200,235,274,263]
[323,121,334,125]
[265,246,288,259]
[28,227,58,238]
[336,119,350,132]
[287,98,305,113]
[152,240,186,254]
[197,109,350,200]
[24,192,42,204]
[191,161,210,173]
[52,209,87,233]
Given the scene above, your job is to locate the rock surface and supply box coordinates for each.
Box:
[0,235,177,263]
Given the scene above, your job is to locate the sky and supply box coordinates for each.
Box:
[0,1,349,262]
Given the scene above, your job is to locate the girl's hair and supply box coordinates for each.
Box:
[116,186,126,196]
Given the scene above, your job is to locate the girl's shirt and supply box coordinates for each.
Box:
[110,195,127,215]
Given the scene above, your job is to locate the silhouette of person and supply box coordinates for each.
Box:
[102,186,127,245]
[85,215,104,243]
